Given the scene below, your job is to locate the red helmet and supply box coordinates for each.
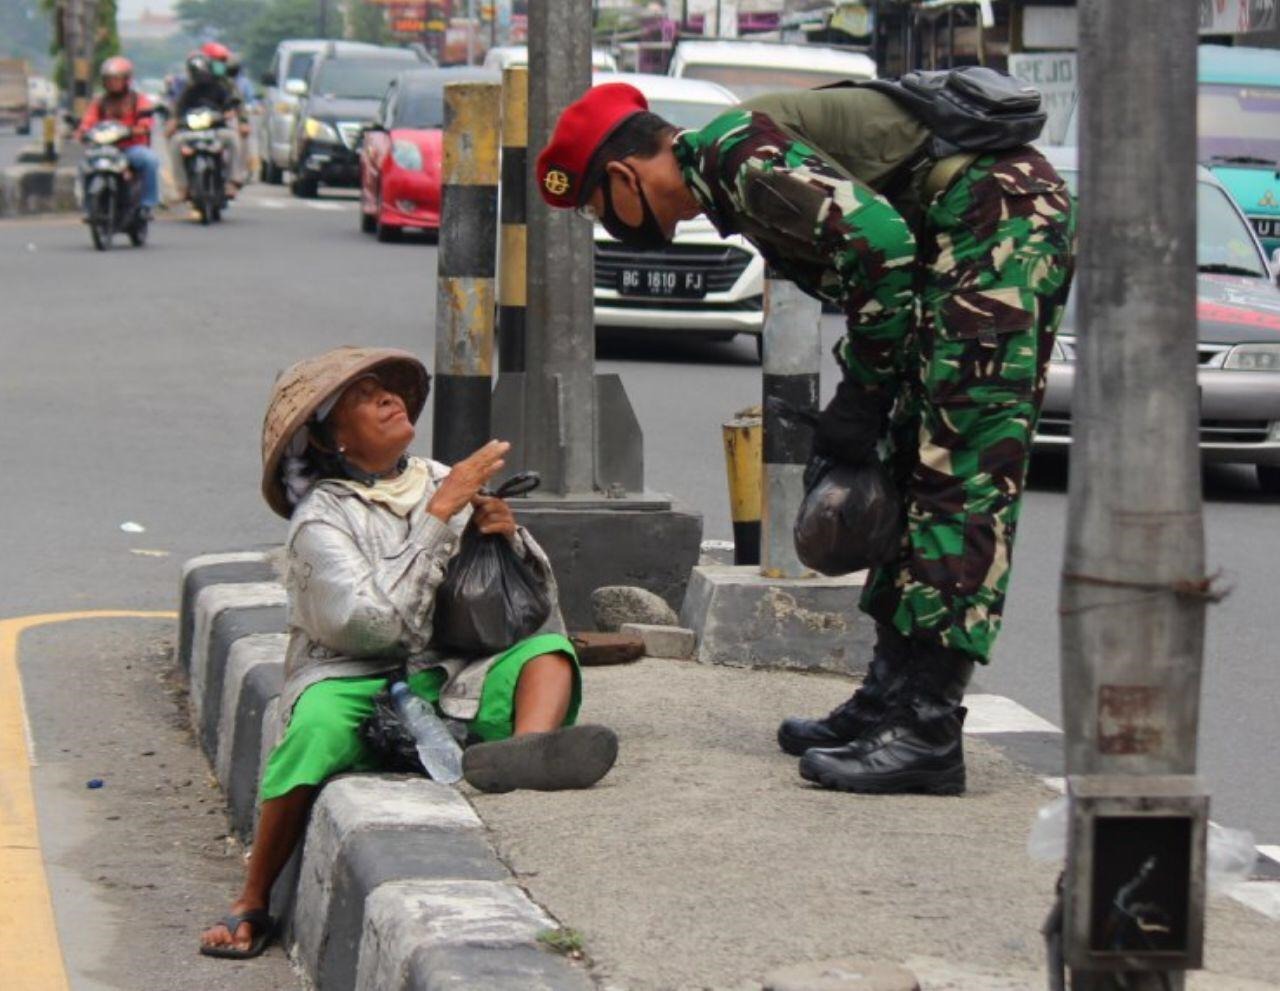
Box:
[201,41,231,62]
[100,56,133,95]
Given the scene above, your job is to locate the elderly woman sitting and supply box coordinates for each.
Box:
[199,346,617,959]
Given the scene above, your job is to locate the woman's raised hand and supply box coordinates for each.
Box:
[427,440,511,522]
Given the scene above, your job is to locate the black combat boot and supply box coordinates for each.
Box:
[776,624,912,757]
[797,640,975,795]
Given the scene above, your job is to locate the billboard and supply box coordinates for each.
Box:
[1199,0,1278,34]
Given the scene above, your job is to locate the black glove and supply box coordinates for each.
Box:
[812,379,890,466]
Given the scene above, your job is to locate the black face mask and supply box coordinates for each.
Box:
[599,169,670,251]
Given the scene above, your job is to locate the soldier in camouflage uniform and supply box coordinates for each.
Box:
[537,81,1075,795]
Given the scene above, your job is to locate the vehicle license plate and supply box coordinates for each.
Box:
[616,267,706,299]
[1253,216,1278,239]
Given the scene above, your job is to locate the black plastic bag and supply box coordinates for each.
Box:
[433,471,553,654]
[794,458,904,577]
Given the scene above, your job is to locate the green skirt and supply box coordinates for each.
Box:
[259,633,579,801]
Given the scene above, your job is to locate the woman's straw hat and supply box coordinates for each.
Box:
[261,346,430,518]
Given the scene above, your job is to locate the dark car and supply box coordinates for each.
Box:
[289,45,426,198]
[1035,146,1280,494]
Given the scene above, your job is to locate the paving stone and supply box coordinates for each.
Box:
[620,623,696,660]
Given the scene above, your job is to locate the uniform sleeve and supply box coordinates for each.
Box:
[683,109,918,389]
[287,508,460,657]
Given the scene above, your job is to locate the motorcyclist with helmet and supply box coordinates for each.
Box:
[167,51,246,202]
[76,56,159,217]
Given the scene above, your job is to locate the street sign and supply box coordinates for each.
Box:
[1199,0,1278,34]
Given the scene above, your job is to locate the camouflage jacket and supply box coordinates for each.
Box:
[673,106,920,330]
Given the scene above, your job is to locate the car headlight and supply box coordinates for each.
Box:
[391,140,423,171]
[304,117,340,143]
[1223,343,1280,371]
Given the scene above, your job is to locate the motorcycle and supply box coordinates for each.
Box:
[79,115,152,251]
[175,106,229,225]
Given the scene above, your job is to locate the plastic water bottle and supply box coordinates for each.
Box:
[389,681,463,784]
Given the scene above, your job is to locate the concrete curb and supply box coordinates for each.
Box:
[0,164,78,217]
[179,556,595,989]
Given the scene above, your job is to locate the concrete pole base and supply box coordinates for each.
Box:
[679,565,873,676]
[513,497,703,630]
[764,958,920,991]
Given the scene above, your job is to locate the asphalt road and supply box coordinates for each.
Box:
[1,182,1276,982]
[2,128,35,165]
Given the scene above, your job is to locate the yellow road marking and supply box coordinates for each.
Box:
[0,610,176,991]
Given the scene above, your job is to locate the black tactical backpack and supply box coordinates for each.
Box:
[853,66,1047,158]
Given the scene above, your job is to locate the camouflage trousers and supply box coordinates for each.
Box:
[839,149,1077,662]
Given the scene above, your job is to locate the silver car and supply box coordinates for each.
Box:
[257,39,391,185]
[1035,146,1280,494]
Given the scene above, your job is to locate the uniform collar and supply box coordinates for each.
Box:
[673,129,737,238]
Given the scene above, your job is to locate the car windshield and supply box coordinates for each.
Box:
[681,64,866,99]
[286,52,315,84]
[1059,168,1268,277]
[314,60,406,99]
[394,87,445,128]
[647,97,734,131]
[1198,83,1280,164]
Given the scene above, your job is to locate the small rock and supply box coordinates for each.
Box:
[86,778,104,789]
[619,623,696,660]
[591,586,678,632]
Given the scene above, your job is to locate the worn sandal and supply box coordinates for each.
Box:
[198,908,275,959]
[462,724,619,794]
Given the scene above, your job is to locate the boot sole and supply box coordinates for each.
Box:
[462,724,618,794]
[800,762,966,796]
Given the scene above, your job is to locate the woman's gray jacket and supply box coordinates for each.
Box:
[278,459,562,723]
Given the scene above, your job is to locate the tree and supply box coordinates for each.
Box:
[174,0,266,51]
[348,2,390,45]
[243,0,339,75]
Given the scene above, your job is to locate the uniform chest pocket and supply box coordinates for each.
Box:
[922,286,1039,406]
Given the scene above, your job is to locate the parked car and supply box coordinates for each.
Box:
[358,66,498,241]
[483,45,618,73]
[0,58,31,134]
[1034,146,1280,494]
[289,45,428,197]
[1061,45,1280,255]
[589,73,766,356]
[667,40,875,100]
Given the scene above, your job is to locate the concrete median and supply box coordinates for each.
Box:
[178,552,594,990]
[0,164,77,217]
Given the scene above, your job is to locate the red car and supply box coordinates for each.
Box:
[359,67,498,242]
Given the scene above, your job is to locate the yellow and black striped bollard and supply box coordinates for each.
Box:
[498,66,528,374]
[432,80,502,465]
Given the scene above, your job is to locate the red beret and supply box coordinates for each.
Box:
[536,82,649,209]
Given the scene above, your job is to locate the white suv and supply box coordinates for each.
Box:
[590,73,766,357]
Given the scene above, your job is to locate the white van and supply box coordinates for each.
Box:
[483,46,618,73]
[668,40,875,100]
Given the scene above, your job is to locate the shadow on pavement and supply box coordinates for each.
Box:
[596,327,759,366]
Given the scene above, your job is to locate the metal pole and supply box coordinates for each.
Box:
[760,278,820,579]
[1060,1,1204,987]
[467,0,477,65]
[432,81,501,465]
[318,0,327,38]
[498,65,528,374]
[525,0,596,494]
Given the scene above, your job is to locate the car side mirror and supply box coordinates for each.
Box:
[284,79,307,97]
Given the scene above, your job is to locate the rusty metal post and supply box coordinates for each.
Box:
[432,81,501,465]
